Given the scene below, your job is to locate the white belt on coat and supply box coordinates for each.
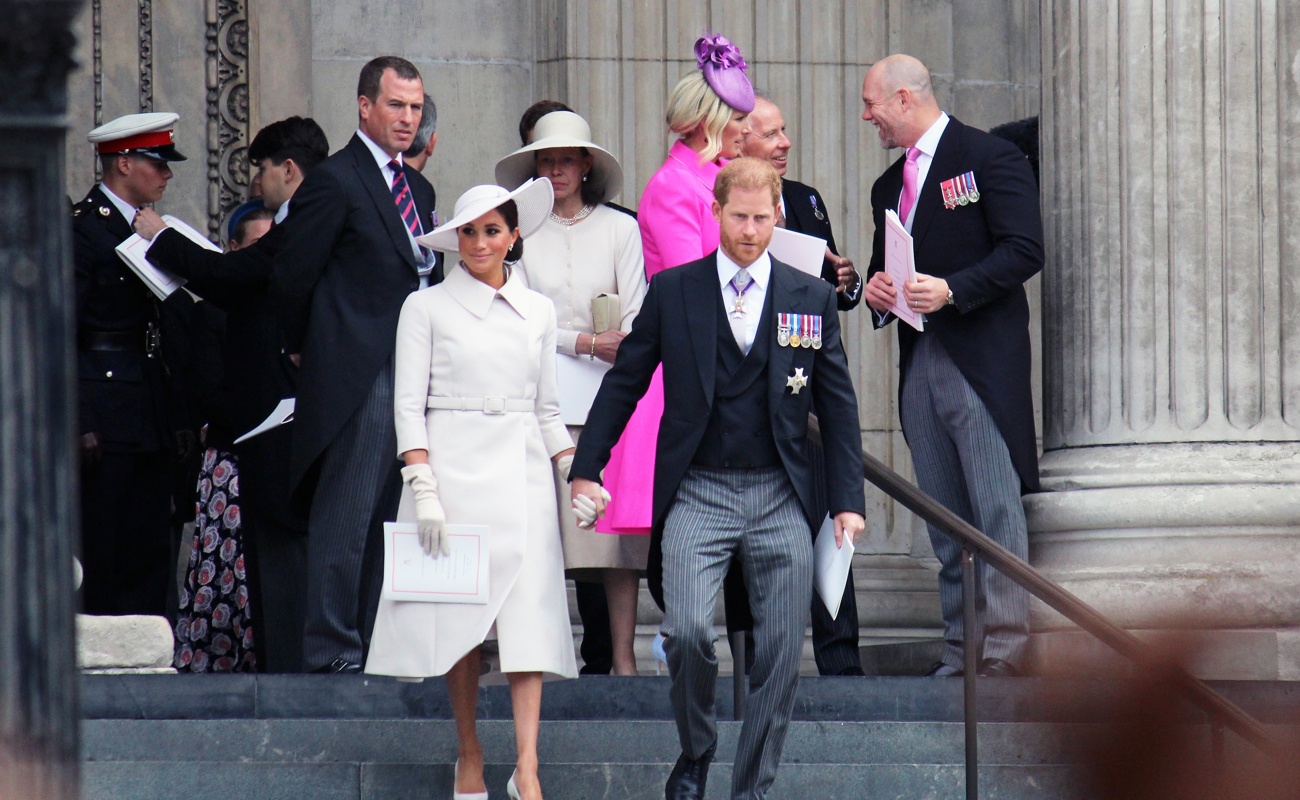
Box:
[426,396,533,414]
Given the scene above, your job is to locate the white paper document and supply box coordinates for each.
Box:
[813,514,856,620]
[883,209,924,332]
[382,522,490,604]
[114,215,219,301]
[554,353,612,425]
[232,397,296,444]
[768,226,827,279]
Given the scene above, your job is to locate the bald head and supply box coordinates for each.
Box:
[861,54,942,150]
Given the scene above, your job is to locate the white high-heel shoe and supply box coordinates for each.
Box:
[652,632,669,676]
[505,770,520,800]
[453,759,488,800]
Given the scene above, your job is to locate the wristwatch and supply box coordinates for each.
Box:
[945,289,955,306]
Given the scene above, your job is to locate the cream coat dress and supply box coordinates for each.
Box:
[365,264,578,680]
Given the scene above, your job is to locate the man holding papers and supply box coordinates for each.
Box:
[571,158,865,800]
[861,55,1044,678]
[72,112,190,616]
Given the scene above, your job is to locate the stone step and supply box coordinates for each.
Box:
[81,719,1091,800]
[80,674,1295,799]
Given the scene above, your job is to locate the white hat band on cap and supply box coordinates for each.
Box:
[416,178,554,254]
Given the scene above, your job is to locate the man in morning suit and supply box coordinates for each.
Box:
[571,158,866,800]
[73,112,190,616]
[271,56,439,674]
[134,116,331,672]
[861,54,1044,678]
[742,91,865,677]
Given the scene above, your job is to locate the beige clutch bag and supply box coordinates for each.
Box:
[591,293,620,334]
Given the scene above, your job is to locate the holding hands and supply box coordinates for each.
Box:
[570,478,611,529]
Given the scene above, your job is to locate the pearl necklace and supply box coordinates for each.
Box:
[549,204,594,227]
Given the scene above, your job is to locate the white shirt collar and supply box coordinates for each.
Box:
[274,200,290,224]
[912,112,950,159]
[98,183,138,224]
[357,129,401,173]
[716,247,772,291]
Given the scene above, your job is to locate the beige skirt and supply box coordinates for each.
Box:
[556,425,652,575]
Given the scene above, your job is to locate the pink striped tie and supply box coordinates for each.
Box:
[898,146,921,224]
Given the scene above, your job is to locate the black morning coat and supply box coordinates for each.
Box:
[572,251,866,610]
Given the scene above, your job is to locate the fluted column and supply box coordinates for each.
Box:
[1031,0,1300,678]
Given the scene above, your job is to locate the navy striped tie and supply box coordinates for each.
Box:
[388,159,421,238]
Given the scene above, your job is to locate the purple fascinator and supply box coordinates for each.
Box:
[694,34,755,114]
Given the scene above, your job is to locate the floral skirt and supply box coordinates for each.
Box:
[174,447,256,672]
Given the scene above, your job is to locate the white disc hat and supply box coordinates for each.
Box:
[415,178,555,254]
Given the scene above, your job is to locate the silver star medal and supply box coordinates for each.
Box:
[786,367,809,395]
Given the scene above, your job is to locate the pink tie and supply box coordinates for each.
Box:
[899,146,921,224]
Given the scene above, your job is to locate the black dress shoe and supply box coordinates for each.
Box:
[311,657,362,674]
[665,745,714,800]
[925,661,963,677]
[977,658,1019,677]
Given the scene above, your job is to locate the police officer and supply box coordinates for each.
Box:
[73,112,189,616]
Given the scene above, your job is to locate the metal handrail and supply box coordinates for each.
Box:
[806,416,1283,797]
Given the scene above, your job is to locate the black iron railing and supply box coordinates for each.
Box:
[805,416,1282,800]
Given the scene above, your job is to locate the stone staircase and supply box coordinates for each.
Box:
[79,673,1296,800]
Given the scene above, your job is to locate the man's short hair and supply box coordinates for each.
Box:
[518,100,572,146]
[404,93,438,158]
[247,116,330,174]
[229,205,275,248]
[357,56,421,101]
[713,157,782,209]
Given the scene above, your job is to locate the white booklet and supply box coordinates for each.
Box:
[232,397,295,444]
[114,215,219,300]
[883,209,924,332]
[382,522,490,604]
[813,514,856,620]
[554,353,611,425]
[768,226,827,278]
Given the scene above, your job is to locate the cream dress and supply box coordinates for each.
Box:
[516,205,651,573]
[365,264,577,680]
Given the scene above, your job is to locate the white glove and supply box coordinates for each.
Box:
[556,453,574,482]
[401,463,449,557]
[572,485,612,529]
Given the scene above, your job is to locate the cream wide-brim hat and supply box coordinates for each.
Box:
[415,178,554,254]
[494,111,625,204]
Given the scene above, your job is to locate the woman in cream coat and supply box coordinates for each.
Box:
[366,178,575,800]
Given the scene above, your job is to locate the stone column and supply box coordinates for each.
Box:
[0,1,84,796]
[1030,1,1300,679]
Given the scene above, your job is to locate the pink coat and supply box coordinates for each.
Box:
[598,140,725,534]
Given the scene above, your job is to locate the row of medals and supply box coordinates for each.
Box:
[778,313,822,350]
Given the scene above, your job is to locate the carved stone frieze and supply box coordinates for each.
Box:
[137,0,151,112]
[205,0,250,240]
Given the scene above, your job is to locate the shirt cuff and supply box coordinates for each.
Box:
[558,329,581,356]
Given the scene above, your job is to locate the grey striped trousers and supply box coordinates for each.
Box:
[661,466,812,800]
[900,334,1029,668]
[301,358,404,671]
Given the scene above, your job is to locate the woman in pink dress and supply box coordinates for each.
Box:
[598,34,756,577]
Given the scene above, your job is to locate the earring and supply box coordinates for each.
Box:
[582,173,589,182]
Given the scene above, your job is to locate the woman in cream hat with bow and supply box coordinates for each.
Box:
[367,178,575,800]
[496,110,649,676]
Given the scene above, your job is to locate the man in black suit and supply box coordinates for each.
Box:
[861,54,1044,678]
[72,112,190,616]
[271,56,439,674]
[135,116,330,672]
[572,157,865,800]
[742,91,866,677]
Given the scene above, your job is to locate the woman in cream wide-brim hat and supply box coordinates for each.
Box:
[495,111,651,676]
[369,177,576,800]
